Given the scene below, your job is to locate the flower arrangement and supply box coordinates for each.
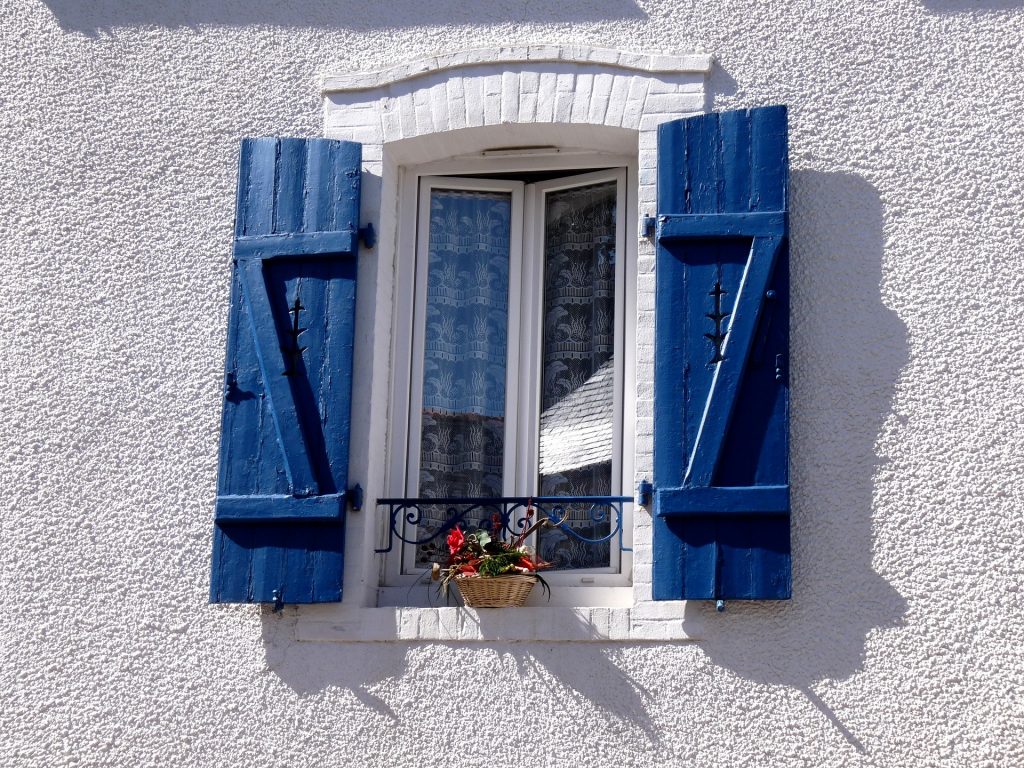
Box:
[432,511,552,606]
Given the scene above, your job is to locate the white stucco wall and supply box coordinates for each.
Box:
[3,1,1023,766]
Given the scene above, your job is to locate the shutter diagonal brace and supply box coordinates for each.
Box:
[238,259,319,498]
[685,236,783,486]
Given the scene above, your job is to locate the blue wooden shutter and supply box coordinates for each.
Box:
[653,106,791,601]
[210,137,361,605]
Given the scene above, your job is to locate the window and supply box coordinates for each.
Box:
[209,74,789,635]
[382,153,636,606]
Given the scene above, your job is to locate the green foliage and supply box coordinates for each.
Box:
[476,551,525,577]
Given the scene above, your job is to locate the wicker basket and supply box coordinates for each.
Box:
[455,573,536,608]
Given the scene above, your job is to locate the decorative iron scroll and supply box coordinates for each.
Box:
[374,496,633,555]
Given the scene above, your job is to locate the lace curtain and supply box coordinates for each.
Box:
[410,181,618,571]
[415,189,511,566]
[536,181,617,570]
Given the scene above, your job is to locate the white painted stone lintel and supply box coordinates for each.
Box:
[323,45,714,93]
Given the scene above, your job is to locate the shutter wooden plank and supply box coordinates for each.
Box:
[274,138,306,234]
[238,139,276,237]
[653,106,790,602]
[750,107,788,212]
[234,231,357,260]
[656,485,789,516]
[215,493,346,521]
[719,108,752,213]
[211,137,360,605]
[658,113,688,218]
[658,212,787,239]
[687,112,721,214]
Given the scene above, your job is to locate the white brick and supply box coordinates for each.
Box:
[589,72,614,124]
[437,607,461,639]
[428,81,449,132]
[536,72,557,121]
[446,77,466,130]
[644,91,704,116]
[413,91,433,135]
[463,75,484,127]
[616,51,649,71]
[621,76,649,129]
[326,104,379,129]
[570,73,593,122]
[519,92,538,123]
[396,92,416,138]
[520,70,540,94]
[380,107,402,142]
[326,127,356,142]
[633,601,689,621]
[500,71,519,123]
[397,606,420,638]
[483,74,502,125]
[348,126,382,146]
[637,271,656,296]
[630,619,674,640]
[604,75,631,127]
[554,79,574,123]
[586,47,621,66]
[585,608,611,639]
[607,608,631,640]
[645,76,683,95]
[639,113,676,133]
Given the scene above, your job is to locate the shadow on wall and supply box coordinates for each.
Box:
[40,0,647,35]
[920,0,1024,10]
[685,170,909,754]
[257,171,906,756]
[261,618,661,751]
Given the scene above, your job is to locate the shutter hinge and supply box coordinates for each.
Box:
[358,223,376,249]
[641,214,656,239]
[775,354,785,383]
[347,483,364,512]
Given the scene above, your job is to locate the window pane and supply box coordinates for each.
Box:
[414,189,512,567]
[537,181,617,570]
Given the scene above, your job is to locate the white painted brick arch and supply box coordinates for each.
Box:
[322,44,711,216]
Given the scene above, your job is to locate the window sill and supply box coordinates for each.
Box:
[292,603,704,643]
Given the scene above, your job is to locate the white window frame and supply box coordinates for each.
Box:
[381,152,637,608]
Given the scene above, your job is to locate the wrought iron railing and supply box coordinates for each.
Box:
[374,496,634,555]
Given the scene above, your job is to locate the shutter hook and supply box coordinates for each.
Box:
[636,479,653,507]
[358,223,376,249]
[271,589,284,613]
[641,214,656,239]
[347,483,364,512]
[716,600,726,612]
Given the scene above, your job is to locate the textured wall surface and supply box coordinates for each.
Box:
[3,0,1023,766]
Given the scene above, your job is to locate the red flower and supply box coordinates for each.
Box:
[447,526,465,555]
